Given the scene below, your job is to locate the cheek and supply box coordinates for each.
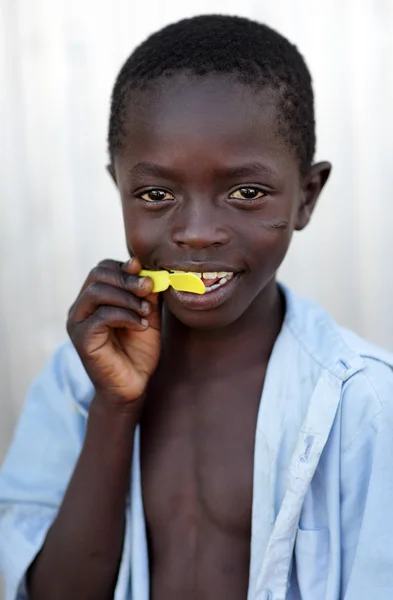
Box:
[250,195,298,264]
[266,228,293,268]
[244,210,294,270]
[121,205,165,257]
[254,229,293,275]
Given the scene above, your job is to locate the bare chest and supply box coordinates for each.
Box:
[140,371,265,599]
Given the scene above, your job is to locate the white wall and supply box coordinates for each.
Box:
[0,2,392,591]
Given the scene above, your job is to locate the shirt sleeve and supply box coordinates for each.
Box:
[340,359,393,599]
[0,342,91,600]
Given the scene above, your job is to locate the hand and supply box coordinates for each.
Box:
[67,257,161,408]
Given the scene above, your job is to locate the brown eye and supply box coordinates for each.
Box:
[230,187,265,200]
[140,189,174,202]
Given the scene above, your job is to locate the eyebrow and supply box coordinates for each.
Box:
[130,162,179,179]
[129,161,279,181]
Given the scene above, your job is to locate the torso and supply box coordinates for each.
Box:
[140,363,266,600]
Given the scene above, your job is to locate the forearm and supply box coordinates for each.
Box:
[27,397,140,600]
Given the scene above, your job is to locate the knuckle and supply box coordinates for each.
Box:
[95,305,109,320]
[86,280,103,298]
[67,322,84,348]
[89,266,104,282]
[67,301,75,319]
[66,318,72,336]
[66,304,80,331]
[124,274,140,292]
[117,270,130,291]
[97,258,121,271]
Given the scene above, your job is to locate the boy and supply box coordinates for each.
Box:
[1,13,393,600]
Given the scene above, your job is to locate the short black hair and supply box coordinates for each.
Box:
[108,14,315,174]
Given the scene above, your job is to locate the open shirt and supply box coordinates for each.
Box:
[1,285,393,600]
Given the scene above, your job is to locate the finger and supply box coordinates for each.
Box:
[121,256,143,275]
[76,259,123,298]
[70,307,148,351]
[96,258,124,270]
[144,291,162,333]
[69,282,151,324]
[90,306,148,331]
[77,262,153,300]
[121,257,155,296]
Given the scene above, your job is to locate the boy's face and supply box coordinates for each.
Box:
[112,73,330,329]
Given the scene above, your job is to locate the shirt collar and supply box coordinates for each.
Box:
[280,283,366,381]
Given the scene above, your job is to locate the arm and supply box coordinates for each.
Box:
[27,397,139,600]
[0,257,161,600]
[340,361,393,599]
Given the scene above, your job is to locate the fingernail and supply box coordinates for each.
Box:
[141,318,149,328]
[141,301,150,314]
[138,277,147,288]
[122,257,134,272]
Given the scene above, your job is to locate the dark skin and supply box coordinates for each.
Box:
[27,73,330,600]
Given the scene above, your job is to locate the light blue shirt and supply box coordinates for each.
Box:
[1,285,393,600]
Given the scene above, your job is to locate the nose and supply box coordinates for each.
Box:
[171,202,230,250]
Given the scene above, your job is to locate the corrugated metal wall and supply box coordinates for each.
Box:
[1,1,392,593]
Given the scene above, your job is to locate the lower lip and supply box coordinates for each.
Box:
[167,273,242,310]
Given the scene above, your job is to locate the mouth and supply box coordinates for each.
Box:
[163,267,243,310]
[169,270,235,293]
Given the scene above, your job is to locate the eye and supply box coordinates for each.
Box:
[229,187,265,200]
[139,189,175,202]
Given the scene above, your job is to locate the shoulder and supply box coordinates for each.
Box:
[30,339,94,418]
[338,331,393,451]
[0,341,92,501]
[282,284,393,376]
[337,327,393,432]
[281,285,393,446]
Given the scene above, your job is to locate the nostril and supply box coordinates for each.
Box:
[171,224,230,249]
[174,239,227,249]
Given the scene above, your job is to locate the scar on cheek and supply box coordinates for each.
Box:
[259,219,289,230]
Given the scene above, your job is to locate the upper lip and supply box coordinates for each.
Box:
[160,264,242,273]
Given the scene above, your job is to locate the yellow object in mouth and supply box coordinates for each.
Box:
[139,270,206,294]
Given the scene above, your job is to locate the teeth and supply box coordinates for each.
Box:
[203,271,234,279]
[171,271,202,278]
[170,270,234,281]
[205,282,221,291]
[205,273,235,292]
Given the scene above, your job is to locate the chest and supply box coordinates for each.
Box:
[140,369,265,535]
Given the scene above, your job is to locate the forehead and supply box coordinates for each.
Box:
[117,73,298,175]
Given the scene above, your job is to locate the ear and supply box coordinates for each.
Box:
[295,161,332,230]
[106,163,118,186]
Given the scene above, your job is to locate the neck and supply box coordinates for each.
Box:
[160,280,285,379]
